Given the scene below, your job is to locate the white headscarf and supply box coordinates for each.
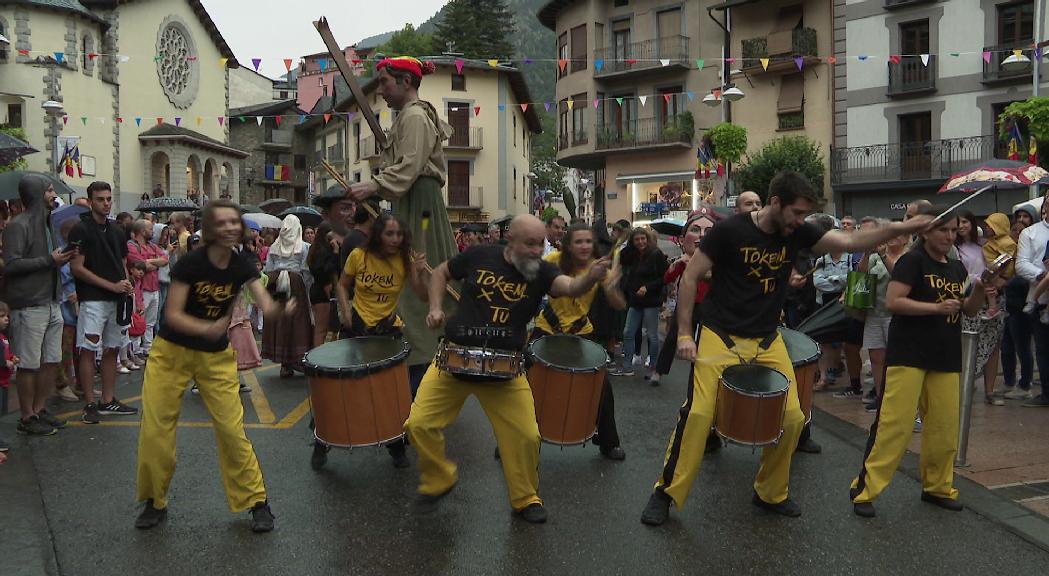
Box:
[271,214,304,259]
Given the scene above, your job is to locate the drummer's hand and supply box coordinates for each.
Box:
[935,299,962,316]
[348,181,378,201]
[676,335,696,361]
[587,256,611,282]
[426,309,445,329]
[204,315,232,341]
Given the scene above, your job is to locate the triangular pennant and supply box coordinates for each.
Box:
[256,116,263,126]
[695,59,704,69]
[135,117,142,126]
[566,100,574,110]
[982,51,991,64]
[827,55,838,64]
[595,58,604,72]
[794,56,804,70]
[760,58,770,71]
[455,58,464,75]
[639,95,648,106]
[275,115,282,127]
[196,116,202,126]
[88,53,98,60]
[659,58,670,67]
[474,106,481,116]
[156,117,163,126]
[283,58,293,72]
[920,54,930,66]
[323,113,331,124]
[175,117,182,127]
[544,102,552,112]
[593,98,599,109]
[219,57,228,67]
[615,97,624,106]
[218,117,225,126]
[888,54,901,65]
[663,93,672,104]
[80,117,87,126]
[251,58,262,71]
[488,59,499,68]
[54,52,64,63]
[558,59,567,73]
[520,103,529,112]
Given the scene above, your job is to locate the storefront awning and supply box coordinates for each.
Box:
[616,170,696,184]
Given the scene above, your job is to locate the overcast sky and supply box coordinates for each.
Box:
[200,0,449,79]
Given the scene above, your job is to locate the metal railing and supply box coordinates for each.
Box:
[983,41,1034,82]
[595,117,693,151]
[741,27,818,61]
[888,56,937,95]
[447,126,483,149]
[593,35,690,77]
[447,185,482,208]
[831,135,999,185]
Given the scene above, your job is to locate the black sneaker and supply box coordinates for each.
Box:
[36,409,67,430]
[249,501,275,533]
[82,403,101,424]
[135,499,167,529]
[513,503,548,524]
[751,491,802,517]
[920,491,964,511]
[17,415,56,436]
[310,441,329,471]
[98,398,138,416]
[640,490,673,526]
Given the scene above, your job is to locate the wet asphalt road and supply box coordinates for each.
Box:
[4,359,1049,576]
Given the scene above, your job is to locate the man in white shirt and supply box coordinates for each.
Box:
[1014,195,1049,407]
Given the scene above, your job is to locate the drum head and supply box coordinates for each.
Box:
[778,327,821,366]
[528,335,609,372]
[721,364,789,395]
[303,337,409,378]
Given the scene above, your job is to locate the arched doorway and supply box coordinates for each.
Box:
[150,151,171,196]
[203,158,218,200]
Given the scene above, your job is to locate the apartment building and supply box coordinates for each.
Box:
[298,57,541,224]
[833,0,1046,218]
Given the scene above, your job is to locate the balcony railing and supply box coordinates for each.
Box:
[888,56,937,96]
[741,27,818,65]
[831,135,999,185]
[983,41,1034,83]
[447,185,482,208]
[595,117,693,151]
[263,129,294,148]
[447,126,483,149]
[593,35,690,77]
[360,136,380,160]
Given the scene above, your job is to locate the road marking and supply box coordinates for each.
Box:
[243,372,275,424]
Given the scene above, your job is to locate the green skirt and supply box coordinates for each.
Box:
[394,176,460,365]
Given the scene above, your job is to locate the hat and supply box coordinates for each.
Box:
[376,56,436,79]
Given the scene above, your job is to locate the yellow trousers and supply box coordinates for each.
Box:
[654,327,805,507]
[405,363,542,511]
[136,337,267,513]
[851,366,959,503]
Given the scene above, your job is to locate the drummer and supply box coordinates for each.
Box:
[640,171,932,526]
[532,222,628,460]
[408,214,609,524]
[311,214,427,470]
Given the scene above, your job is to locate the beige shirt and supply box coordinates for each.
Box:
[374,100,452,201]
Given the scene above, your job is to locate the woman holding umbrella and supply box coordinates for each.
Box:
[261,215,313,378]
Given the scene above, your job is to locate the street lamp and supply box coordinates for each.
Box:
[41,99,64,175]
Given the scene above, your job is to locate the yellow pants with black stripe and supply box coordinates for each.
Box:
[654,327,805,508]
[136,337,267,513]
[851,366,959,503]
[405,362,542,511]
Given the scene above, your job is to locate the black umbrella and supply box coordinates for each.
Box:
[0,132,38,165]
[278,205,322,227]
[135,196,200,212]
[0,170,77,201]
[258,198,292,215]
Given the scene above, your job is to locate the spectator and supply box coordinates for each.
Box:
[1002,207,1038,399]
[618,227,668,382]
[262,215,313,378]
[543,215,566,256]
[1013,195,1049,407]
[2,175,75,435]
[69,181,139,423]
[126,219,167,358]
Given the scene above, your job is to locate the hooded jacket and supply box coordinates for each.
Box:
[982,212,1017,278]
[1,174,60,309]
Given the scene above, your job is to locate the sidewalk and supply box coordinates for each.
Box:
[814,384,1049,520]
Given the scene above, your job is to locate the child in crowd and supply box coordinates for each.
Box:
[1022,238,1049,324]
[0,300,19,455]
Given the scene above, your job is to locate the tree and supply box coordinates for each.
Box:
[734,136,826,201]
[0,126,29,174]
[433,0,516,60]
[375,24,438,58]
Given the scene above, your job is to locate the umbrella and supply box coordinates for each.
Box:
[0,131,38,166]
[278,205,322,227]
[240,204,263,214]
[939,159,1049,194]
[243,212,282,229]
[50,203,88,237]
[0,170,77,201]
[135,196,199,212]
[649,217,685,236]
[258,198,292,215]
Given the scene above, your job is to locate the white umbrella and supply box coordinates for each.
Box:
[243,212,282,229]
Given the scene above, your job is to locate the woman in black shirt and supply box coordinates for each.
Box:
[134,200,294,533]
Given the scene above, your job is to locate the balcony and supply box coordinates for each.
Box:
[741,27,818,74]
[983,41,1034,84]
[595,117,693,152]
[884,0,937,8]
[593,36,690,79]
[447,126,484,150]
[360,136,380,160]
[887,56,937,96]
[831,135,998,186]
[262,129,294,150]
[447,185,483,209]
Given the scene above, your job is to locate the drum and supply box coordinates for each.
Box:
[437,340,524,378]
[778,327,821,423]
[303,337,411,448]
[526,335,610,445]
[714,364,790,447]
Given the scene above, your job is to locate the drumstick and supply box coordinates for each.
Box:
[933,185,993,223]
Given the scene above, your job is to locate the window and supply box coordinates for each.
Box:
[570,25,587,73]
[447,102,470,147]
[558,33,569,79]
[998,1,1034,44]
[451,74,466,91]
[6,103,22,128]
[777,74,805,130]
[571,92,587,145]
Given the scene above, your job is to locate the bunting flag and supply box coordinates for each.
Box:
[1008,123,1023,161]
[558,59,567,73]
[1030,135,1038,164]
[488,59,499,67]
[251,58,262,71]
[760,58,770,71]
[920,54,930,66]
[795,56,804,70]
[595,58,604,72]
[283,58,293,72]
[455,58,464,74]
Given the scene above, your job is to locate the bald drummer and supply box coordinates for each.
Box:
[405,215,609,524]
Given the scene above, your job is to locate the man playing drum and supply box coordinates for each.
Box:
[640,171,932,526]
[409,215,609,524]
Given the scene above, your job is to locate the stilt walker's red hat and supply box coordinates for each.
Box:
[376,56,436,78]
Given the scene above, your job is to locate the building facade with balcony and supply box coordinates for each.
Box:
[300,57,541,225]
[227,99,309,205]
[833,0,1047,218]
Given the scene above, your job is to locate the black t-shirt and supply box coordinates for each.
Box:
[159,248,260,352]
[885,249,968,372]
[445,245,560,350]
[68,216,129,302]
[700,212,825,337]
